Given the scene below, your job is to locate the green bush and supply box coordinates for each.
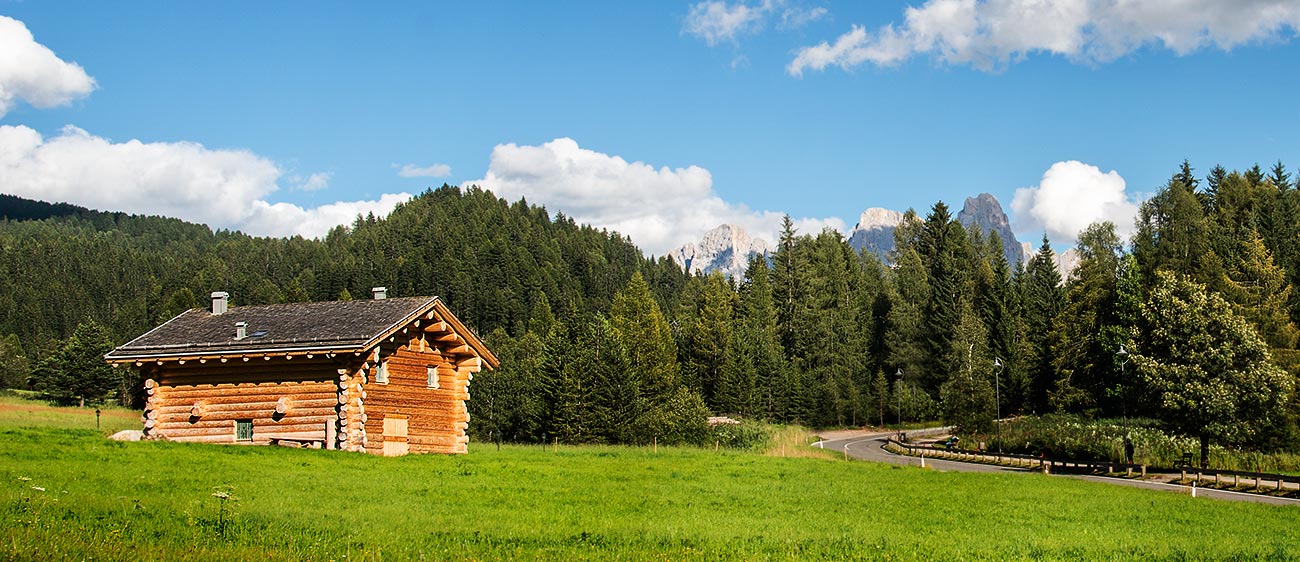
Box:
[705,419,772,451]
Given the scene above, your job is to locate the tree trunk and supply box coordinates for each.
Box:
[1199,434,1210,469]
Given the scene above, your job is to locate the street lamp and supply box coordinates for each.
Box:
[1117,345,1129,436]
[992,357,1003,454]
[895,368,904,428]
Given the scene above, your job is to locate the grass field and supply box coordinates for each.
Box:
[2,399,1299,560]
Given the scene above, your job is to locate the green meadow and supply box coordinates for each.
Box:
[2,400,1298,561]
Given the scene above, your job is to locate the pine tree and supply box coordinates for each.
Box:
[1246,163,1265,187]
[34,318,118,406]
[0,334,28,390]
[1022,236,1064,413]
[1220,230,1300,350]
[919,202,971,393]
[610,272,680,401]
[1269,160,1291,191]
[885,248,930,398]
[679,272,736,408]
[1049,222,1125,415]
[734,254,790,420]
[1134,172,1210,279]
[939,300,995,434]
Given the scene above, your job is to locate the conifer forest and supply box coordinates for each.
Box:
[2,160,1299,460]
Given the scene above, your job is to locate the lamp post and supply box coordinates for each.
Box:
[992,357,1003,454]
[1117,345,1129,437]
[896,368,903,428]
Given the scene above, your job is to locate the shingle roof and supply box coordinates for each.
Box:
[105,296,436,359]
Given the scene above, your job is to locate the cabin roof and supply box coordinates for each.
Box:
[105,296,497,367]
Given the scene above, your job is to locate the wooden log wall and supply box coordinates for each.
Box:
[361,332,478,455]
[146,358,343,446]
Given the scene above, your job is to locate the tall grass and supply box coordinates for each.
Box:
[0,394,139,435]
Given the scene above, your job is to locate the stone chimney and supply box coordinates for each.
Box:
[235,321,247,340]
[211,291,230,315]
[372,287,387,300]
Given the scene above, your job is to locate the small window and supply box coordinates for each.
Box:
[235,420,253,441]
[375,361,388,384]
[427,365,439,389]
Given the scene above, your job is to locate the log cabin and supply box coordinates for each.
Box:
[104,288,498,455]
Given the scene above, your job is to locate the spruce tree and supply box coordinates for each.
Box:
[1049,222,1125,415]
[1220,230,1300,350]
[1022,236,1064,413]
[610,272,680,402]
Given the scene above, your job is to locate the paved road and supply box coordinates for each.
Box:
[817,433,1300,507]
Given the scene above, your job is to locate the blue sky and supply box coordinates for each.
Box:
[2,1,1300,254]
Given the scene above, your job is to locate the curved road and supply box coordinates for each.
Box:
[817,432,1300,507]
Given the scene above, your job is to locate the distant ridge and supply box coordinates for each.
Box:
[0,193,92,222]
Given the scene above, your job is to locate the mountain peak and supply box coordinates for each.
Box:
[854,208,904,231]
[670,224,770,278]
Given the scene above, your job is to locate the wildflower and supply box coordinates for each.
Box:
[212,491,229,500]
[17,477,30,482]
[31,486,44,492]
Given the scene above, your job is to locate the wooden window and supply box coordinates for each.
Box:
[373,349,388,384]
[235,420,253,441]
[427,365,439,389]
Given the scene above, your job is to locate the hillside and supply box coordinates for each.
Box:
[0,187,687,349]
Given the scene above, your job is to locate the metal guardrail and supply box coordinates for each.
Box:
[885,438,1148,477]
[1176,467,1300,493]
[887,437,1300,494]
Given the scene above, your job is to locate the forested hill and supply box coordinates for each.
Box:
[6,161,1300,454]
[0,186,688,354]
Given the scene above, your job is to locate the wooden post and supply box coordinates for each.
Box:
[653,436,657,454]
[1141,465,1146,478]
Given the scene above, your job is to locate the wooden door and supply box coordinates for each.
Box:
[382,414,409,456]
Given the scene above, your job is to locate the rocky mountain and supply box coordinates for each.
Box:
[675,194,1026,278]
[956,193,1024,267]
[846,208,904,261]
[669,224,771,278]
[847,193,1022,265]
[1021,241,1082,281]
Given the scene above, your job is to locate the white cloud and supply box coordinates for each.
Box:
[397,163,452,178]
[685,1,766,46]
[463,137,843,255]
[0,16,96,117]
[0,124,410,238]
[290,172,331,192]
[1011,160,1140,246]
[780,6,829,30]
[789,0,1300,75]
[685,0,828,46]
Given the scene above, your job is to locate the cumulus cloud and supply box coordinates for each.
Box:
[1011,160,1140,245]
[684,0,828,46]
[0,124,410,238]
[463,137,844,255]
[789,0,1300,75]
[0,16,96,117]
[397,162,452,178]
